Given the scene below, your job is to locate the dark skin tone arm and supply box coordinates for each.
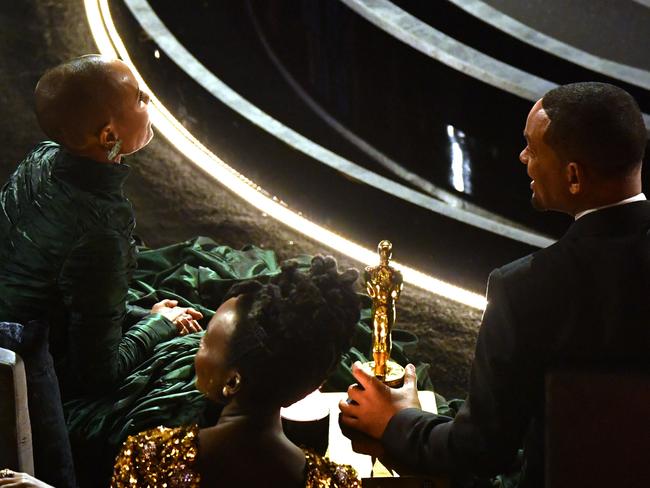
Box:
[339,362,421,440]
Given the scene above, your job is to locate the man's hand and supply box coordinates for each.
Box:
[339,361,421,440]
[338,416,387,457]
[151,299,203,335]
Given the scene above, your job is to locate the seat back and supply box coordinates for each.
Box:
[545,369,650,488]
[0,347,34,473]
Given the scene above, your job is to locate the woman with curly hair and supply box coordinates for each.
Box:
[111,256,362,487]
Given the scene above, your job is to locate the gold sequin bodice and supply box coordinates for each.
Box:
[111,425,360,487]
[303,450,361,488]
[112,425,200,488]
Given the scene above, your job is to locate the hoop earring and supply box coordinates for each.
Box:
[107,139,122,161]
[222,385,229,398]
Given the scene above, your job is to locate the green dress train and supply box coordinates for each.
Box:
[0,142,431,485]
[64,237,432,453]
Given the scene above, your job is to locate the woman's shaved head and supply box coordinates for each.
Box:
[34,55,152,161]
[36,55,117,149]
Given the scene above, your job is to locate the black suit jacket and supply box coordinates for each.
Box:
[382,201,650,487]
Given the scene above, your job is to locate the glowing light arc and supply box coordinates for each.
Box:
[83,0,487,310]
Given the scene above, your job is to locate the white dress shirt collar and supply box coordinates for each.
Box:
[575,193,647,220]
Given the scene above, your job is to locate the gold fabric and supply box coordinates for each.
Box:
[111,425,360,487]
[112,425,200,488]
[303,450,360,488]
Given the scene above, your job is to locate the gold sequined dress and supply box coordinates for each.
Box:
[111,425,360,487]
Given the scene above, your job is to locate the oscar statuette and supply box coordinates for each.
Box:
[361,240,405,388]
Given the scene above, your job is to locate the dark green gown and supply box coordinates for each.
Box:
[0,142,431,484]
[0,142,176,398]
[64,236,432,448]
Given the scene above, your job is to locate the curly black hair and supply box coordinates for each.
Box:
[222,256,360,408]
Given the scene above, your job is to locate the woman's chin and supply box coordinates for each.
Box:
[122,131,155,157]
[145,125,154,145]
[137,128,155,152]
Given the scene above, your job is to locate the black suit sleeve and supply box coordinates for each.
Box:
[382,268,533,476]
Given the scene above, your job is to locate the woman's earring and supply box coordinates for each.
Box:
[230,374,241,394]
[107,139,123,161]
[221,374,241,398]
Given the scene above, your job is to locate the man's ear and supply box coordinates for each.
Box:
[566,161,582,195]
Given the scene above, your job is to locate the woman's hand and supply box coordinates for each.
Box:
[151,299,203,335]
[150,298,180,314]
[171,312,203,335]
[0,469,54,487]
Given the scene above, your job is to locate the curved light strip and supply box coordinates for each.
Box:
[447,0,650,91]
[122,0,550,249]
[338,0,650,132]
[245,0,535,234]
[632,0,650,9]
[83,0,487,310]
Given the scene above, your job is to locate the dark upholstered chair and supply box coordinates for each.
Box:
[0,322,76,488]
[545,369,650,488]
[0,346,34,474]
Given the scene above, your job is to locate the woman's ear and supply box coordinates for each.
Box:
[99,123,123,162]
[98,123,118,148]
[222,371,242,398]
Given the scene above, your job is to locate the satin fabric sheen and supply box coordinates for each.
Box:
[64,237,432,479]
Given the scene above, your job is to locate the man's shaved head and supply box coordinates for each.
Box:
[34,55,153,162]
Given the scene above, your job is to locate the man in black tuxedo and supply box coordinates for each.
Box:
[339,82,649,487]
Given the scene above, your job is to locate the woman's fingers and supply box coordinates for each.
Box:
[153,304,203,334]
[150,299,179,314]
[0,470,54,487]
[176,317,190,335]
[174,316,202,335]
[185,307,203,320]
[187,319,202,333]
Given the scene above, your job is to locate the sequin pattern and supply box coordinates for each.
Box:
[112,425,360,487]
[111,425,200,488]
[304,450,361,488]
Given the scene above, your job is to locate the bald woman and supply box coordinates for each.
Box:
[0,55,201,397]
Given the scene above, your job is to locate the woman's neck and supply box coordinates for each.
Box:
[216,400,283,431]
[64,143,121,164]
[198,400,306,487]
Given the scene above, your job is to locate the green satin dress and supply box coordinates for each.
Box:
[64,236,432,449]
[0,142,177,398]
[0,142,431,481]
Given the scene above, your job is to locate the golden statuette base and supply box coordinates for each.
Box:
[360,360,405,388]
